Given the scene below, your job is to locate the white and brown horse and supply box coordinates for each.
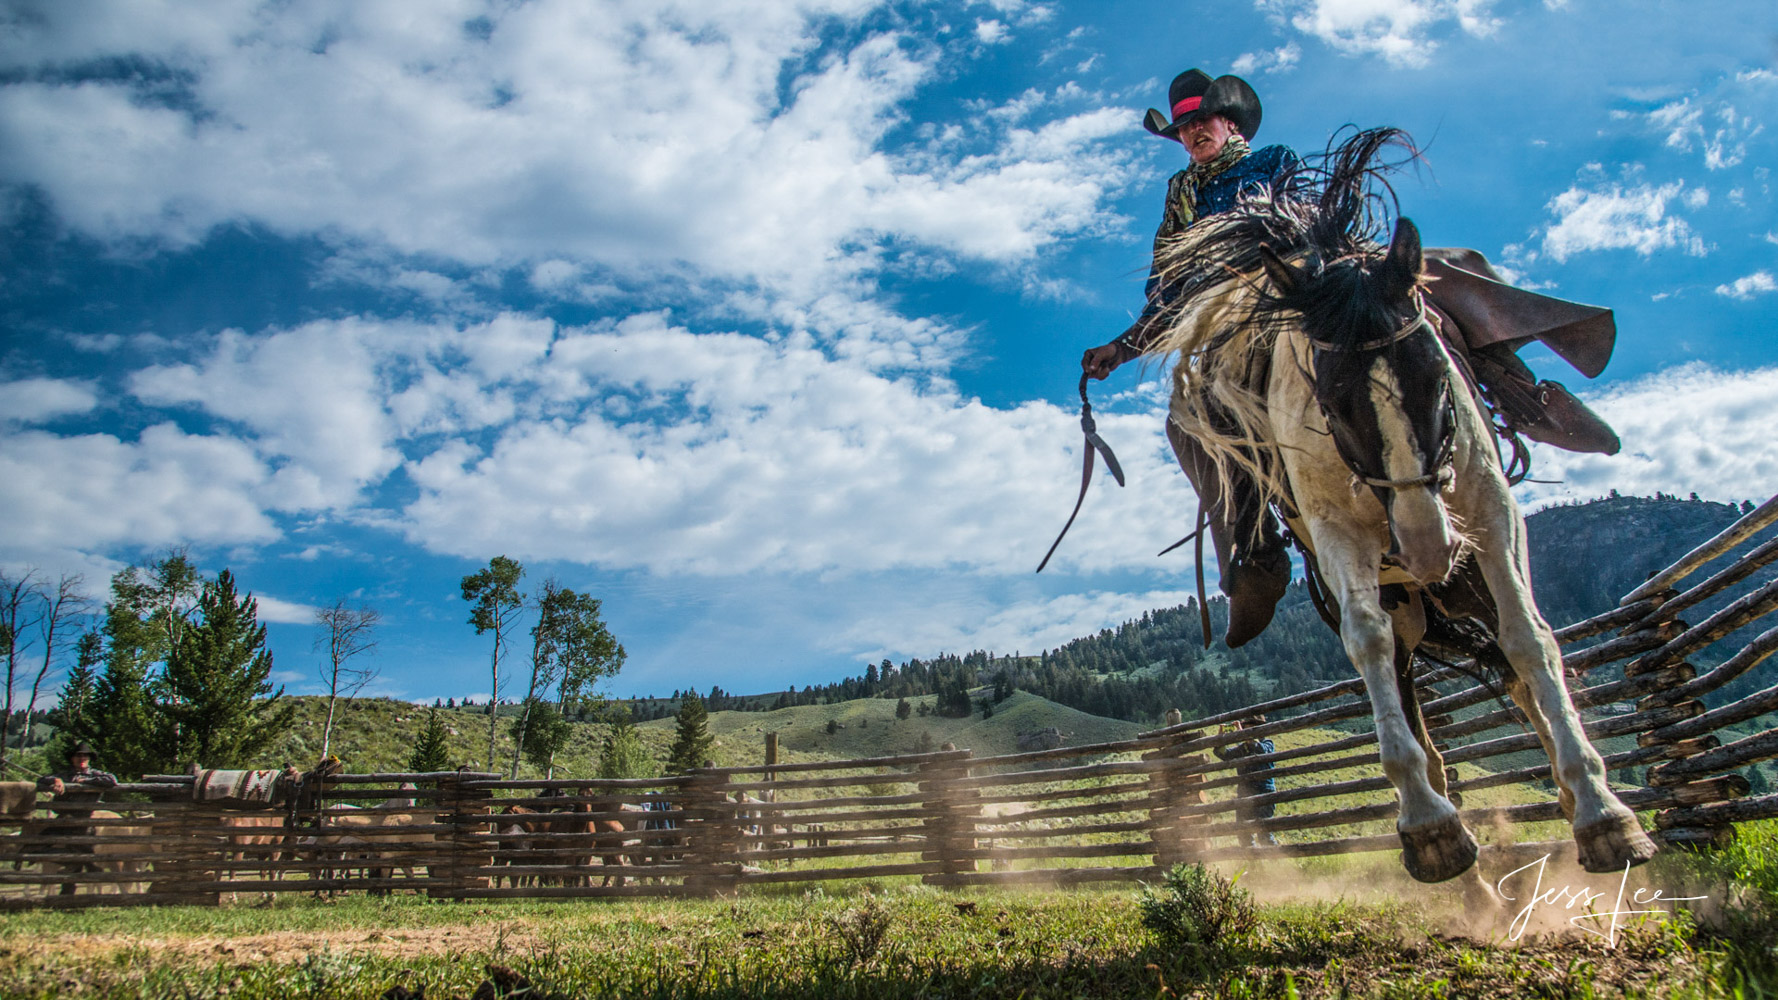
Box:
[1155,128,1656,882]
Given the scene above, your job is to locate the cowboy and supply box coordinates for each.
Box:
[36,743,119,796]
[1212,715,1278,847]
[34,743,119,893]
[1083,69,1622,647]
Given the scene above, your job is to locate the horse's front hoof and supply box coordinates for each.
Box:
[1574,812,1658,874]
[1399,816,1478,883]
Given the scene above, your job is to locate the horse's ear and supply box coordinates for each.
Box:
[1382,217,1424,296]
[1259,244,1300,294]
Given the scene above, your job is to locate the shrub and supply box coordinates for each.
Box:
[1139,862,1256,948]
[828,894,892,965]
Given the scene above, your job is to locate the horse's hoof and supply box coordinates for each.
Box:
[1574,812,1658,874]
[1399,816,1478,883]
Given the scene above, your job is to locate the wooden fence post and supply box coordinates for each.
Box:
[679,770,737,897]
[1147,730,1208,871]
[433,772,492,898]
[919,753,978,886]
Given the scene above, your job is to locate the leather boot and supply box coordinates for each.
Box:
[1224,540,1290,648]
[1166,422,1292,648]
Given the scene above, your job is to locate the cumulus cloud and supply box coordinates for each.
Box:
[1633,68,1774,172]
[0,424,278,555]
[130,320,407,512]
[3,308,1195,581]
[1257,0,1498,67]
[398,312,1195,576]
[841,588,1198,663]
[1716,270,1777,300]
[0,0,1140,341]
[1536,179,1707,262]
[1232,43,1303,75]
[1517,365,1778,509]
[0,378,98,424]
[254,594,322,625]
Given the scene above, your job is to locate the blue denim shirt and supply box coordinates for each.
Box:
[1214,735,1278,794]
[1132,144,1302,336]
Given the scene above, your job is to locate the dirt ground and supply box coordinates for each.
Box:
[6,922,545,965]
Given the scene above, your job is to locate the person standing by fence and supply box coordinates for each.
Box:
[1213,717,1278,847]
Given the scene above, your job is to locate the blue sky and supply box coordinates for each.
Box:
[2,0,1775,705]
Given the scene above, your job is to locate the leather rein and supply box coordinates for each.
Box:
[1035,373,1126,574]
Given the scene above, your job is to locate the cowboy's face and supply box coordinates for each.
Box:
[71,754,92,770]
[1178,114,1236,165]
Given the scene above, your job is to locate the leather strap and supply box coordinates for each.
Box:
[1037,375,1125,573]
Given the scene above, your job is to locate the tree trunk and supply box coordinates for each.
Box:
[485,647,501,771]
[508,700,533,779]
[321,689,339,759]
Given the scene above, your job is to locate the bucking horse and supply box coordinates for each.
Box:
[1152,127,1657,882]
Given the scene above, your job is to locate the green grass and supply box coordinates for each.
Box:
[5,819,1775,998]
[0,872,1763,1000]
[125,689,1150,779]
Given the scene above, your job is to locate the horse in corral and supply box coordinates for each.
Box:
[526,788,632,888]
[1153,127,1656,882]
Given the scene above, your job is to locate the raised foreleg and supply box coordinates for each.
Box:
[1319,527,1477,882]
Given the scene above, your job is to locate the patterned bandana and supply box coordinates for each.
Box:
[1176,134,1251,229]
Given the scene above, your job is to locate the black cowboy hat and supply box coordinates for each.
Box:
[71,743,96,757]
[1143,69,1263,142]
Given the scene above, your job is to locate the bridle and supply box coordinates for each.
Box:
[1306,288,1457,496]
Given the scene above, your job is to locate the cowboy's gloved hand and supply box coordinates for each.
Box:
[1082,342,1129,380]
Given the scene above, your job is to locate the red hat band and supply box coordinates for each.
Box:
[1170,96,1203,120]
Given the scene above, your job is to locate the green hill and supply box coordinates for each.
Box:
[249,688,1145,777]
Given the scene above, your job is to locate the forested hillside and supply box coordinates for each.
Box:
[794,493,1768,728]
[1526,492,1754,626]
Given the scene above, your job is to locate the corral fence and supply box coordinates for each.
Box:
[4,497,1778,909]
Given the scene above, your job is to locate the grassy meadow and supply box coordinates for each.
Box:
[3,820,1776,999]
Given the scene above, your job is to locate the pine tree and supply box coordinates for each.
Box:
[514,697,574,777]
[408,708,453,773]
[597,708,654,779]
[665,693,713,774]
[159,569,295,767]
[895,697,912,721]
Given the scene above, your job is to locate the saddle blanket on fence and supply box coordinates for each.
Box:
[194,768,283,804]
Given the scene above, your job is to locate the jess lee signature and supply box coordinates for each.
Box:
[1497,854,1708,945]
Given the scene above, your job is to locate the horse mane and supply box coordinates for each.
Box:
[1149,127,1421,531]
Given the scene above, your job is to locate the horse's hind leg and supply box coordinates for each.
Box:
[1470,512,1655,873]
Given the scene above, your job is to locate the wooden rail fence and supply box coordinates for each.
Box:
[5,496,1778,908]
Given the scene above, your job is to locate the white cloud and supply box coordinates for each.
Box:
[1232,43,1303,75]
[1633,68,1774,172]
[1516,365,1778,509]
[130,320,405,512]
[397,312,1196,576]
[1715,271,1776,300]
[0,0,1139,339]
[841,588,1197,662]
[1258,0,1498,67]
[254,594,321,625]
[975,19,1010,43]
[0,424,279,555]
[0,378,98,424]
[1537,180,1707,262]
[8,308,1195,581]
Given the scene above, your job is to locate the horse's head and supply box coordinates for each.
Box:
[1262,217,1466,584]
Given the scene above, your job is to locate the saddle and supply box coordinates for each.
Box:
[1422,249,1620,456]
